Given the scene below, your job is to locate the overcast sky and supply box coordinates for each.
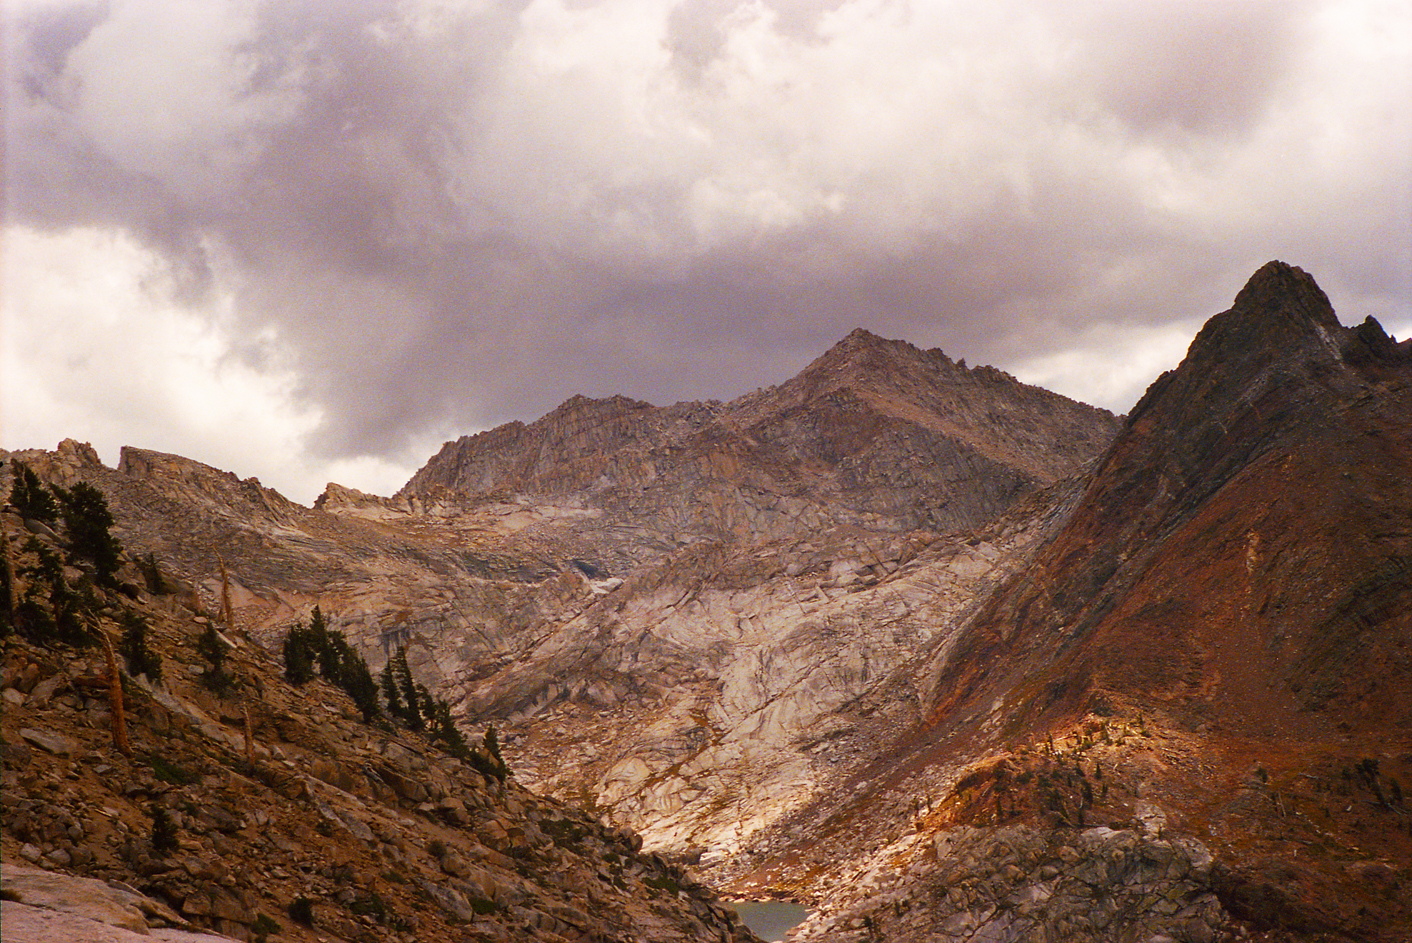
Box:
[4,0,1409,505]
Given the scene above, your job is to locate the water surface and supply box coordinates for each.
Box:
[726,901,810,941]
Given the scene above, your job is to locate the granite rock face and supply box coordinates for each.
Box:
[2,329,1118,873]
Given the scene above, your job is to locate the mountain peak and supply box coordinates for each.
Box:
[799,328,949,390]
[1229,260,1338,332]
[828,327,927,357]
[1128,261,1345,426]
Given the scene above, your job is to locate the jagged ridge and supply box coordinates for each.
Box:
[399,330,1119,569]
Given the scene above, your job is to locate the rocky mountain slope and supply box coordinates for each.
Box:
[0,500,758,943]
[730,262,1412,942]
[1,330,1119,877]
[7,262,1406,943]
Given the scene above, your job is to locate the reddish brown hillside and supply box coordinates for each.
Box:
[925,261,1411,741]
[894,261,1412,940]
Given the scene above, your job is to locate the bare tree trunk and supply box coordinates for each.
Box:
[100,627,132,757]
[243,704,255,765]
[217,554,234,633]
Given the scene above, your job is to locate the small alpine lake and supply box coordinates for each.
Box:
[725,900,811,941]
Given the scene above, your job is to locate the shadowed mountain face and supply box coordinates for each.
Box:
[921,261,1412,742]
[6,263,1409,943]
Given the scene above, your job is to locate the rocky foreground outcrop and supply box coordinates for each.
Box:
[800,825,1224,943]
[3,862,240,942]
[0,503,758,943]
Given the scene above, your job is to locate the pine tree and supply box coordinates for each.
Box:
[151,804,179,853]
[137,553,169,595]
[53,482,122,585]
[341,653,381,723]
[310,606,341,680]
[197,621,232,693]
[284,610,381,723]
[484,724,508,781]
[119,610,163,682]
[7,462,58,523]
[431,697,472,760]
[381,659,402,717]
[394,647,423,731]
[283,621,316,685]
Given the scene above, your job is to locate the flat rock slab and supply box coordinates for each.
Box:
[18,728,78,756]
[0,863,190,936]
[0,902,238,943]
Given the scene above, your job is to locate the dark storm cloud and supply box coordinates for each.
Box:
[6,0,1410,486]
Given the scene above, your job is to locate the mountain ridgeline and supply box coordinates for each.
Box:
[4,262,1409,943]
[397,330,1118,570]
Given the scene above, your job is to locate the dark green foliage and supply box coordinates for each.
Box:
[484,725,506,772]
[393,647,424,731]
[283,608,380,722]
[343,655,381,723]
[53,482,122,585]
[468,749,502,782]
[349,892,410,931]
[119,611,163,682]
[13,598,55,643]
[136,553,169,595]
[283,624,317,685]
[381,646,503,774]
[289,896,315,926]
[14,535,98,646]
[428,696,472,761]
[49,578,99,647]
[643,873,682,894]
[151,804,179,853]
[251,912,280,943]
[349,892,388,918]
[310,607,339,681]
[7,461,58,523]
[468,725,509,782]
[381,659,402,717]
[146,753,198,785]
[197,622,233,693]
[18,537,62,582]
